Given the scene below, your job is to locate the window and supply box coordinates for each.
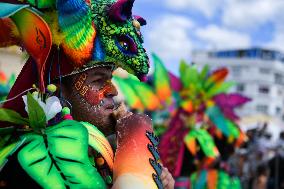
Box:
[236,83,245,92]
[275,73,284,85]
[259,68,270,74]
[276,107,282,114]
[262,51,273,60]
[259,86,270,94]
[231,66,242,77]
[256,105,268,114]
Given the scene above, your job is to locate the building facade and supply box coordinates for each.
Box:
[192,48,284,137]
[0,47,24,77]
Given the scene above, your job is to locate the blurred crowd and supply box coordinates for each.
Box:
[229,123,284,189]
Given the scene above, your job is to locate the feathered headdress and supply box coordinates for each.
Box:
[0,0,149,91]
[0,0,149,116]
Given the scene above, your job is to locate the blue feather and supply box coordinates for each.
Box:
[93,37,105,61]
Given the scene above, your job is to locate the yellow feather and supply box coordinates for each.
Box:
[43,11,65,46]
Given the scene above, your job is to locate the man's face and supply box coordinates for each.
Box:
[61,66,118,136]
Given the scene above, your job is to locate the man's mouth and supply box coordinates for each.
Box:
[104,103,115,110]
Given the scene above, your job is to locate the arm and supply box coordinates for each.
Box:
[112,103,174,189]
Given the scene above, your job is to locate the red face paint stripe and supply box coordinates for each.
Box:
[73,72,117,106]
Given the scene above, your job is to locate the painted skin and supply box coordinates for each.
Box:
[60,67,174,188]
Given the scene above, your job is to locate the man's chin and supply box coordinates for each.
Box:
[90,114,116,135]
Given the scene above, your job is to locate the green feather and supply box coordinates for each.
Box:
[113,76,143,110]
[152,53,171,102]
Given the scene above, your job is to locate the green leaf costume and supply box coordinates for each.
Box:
[18,120,106,189]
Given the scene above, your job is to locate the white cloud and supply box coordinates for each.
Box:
[165,0,224,18]
[222,0,284,30]
[266,30,284,52]
[164,0,284,33]
[195,25,251,49]
[146,14,194,62]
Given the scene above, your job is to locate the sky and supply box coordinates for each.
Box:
[133,0,284,74]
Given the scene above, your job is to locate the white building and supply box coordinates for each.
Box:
[192,48,284,139]
[0,47,24,77]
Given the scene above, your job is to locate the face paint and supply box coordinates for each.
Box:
[73,72,117,108]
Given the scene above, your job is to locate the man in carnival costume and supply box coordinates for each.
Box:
[0,0,174,188]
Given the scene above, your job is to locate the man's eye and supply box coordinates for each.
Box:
[91,78,103,84]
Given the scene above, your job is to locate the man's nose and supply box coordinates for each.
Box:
[104,82,118,98]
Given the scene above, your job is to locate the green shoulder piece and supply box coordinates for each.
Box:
[17,119,106,189]
[230,177,241,189]
[81,122,114,170]
[184,129,219,158]
[0,140,23,171]
[217,171,230,189]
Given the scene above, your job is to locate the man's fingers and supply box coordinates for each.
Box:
[161,167,175,189]
[112,102,132,120]
[164,175,175,189]
[162,179,169,188]
[168,180,175,189]
[161,167,168,179]
[167,174,175,189]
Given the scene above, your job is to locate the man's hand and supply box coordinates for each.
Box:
[113,103,175,189]
[112,102,132,121]
[161,166,175,189]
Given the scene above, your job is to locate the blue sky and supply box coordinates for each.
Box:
[133,0,284,74]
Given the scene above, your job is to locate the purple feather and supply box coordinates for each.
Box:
[169,72,182,92]
[159,109,188,177]
[108,0,134,22]
[213,93,251,121]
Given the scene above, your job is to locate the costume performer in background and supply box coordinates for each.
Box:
[0,0,174,188]
[115,54,250,189]
[0,71,15,102]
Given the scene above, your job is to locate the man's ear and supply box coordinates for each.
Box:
[53,78,69,98]
[57,82,67,98]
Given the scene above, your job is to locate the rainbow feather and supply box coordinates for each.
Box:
[195,170,207,189]
[179,61,200,90]
[184,129,219,158]
[113,76,144,110]
[152,53,171,103]
[190,170,241,189]
[207,169,218,189]
[114,75,160,111]
[57,0,96,65]
[0,71,7,84]
[205,68,229,90]
[0,72,15,100]
[206,106,240,139]
[127,78,161,111]
[205,82,235,100]
[11,8,52,91]
[180,100,194,113]
[184,131,197,155]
